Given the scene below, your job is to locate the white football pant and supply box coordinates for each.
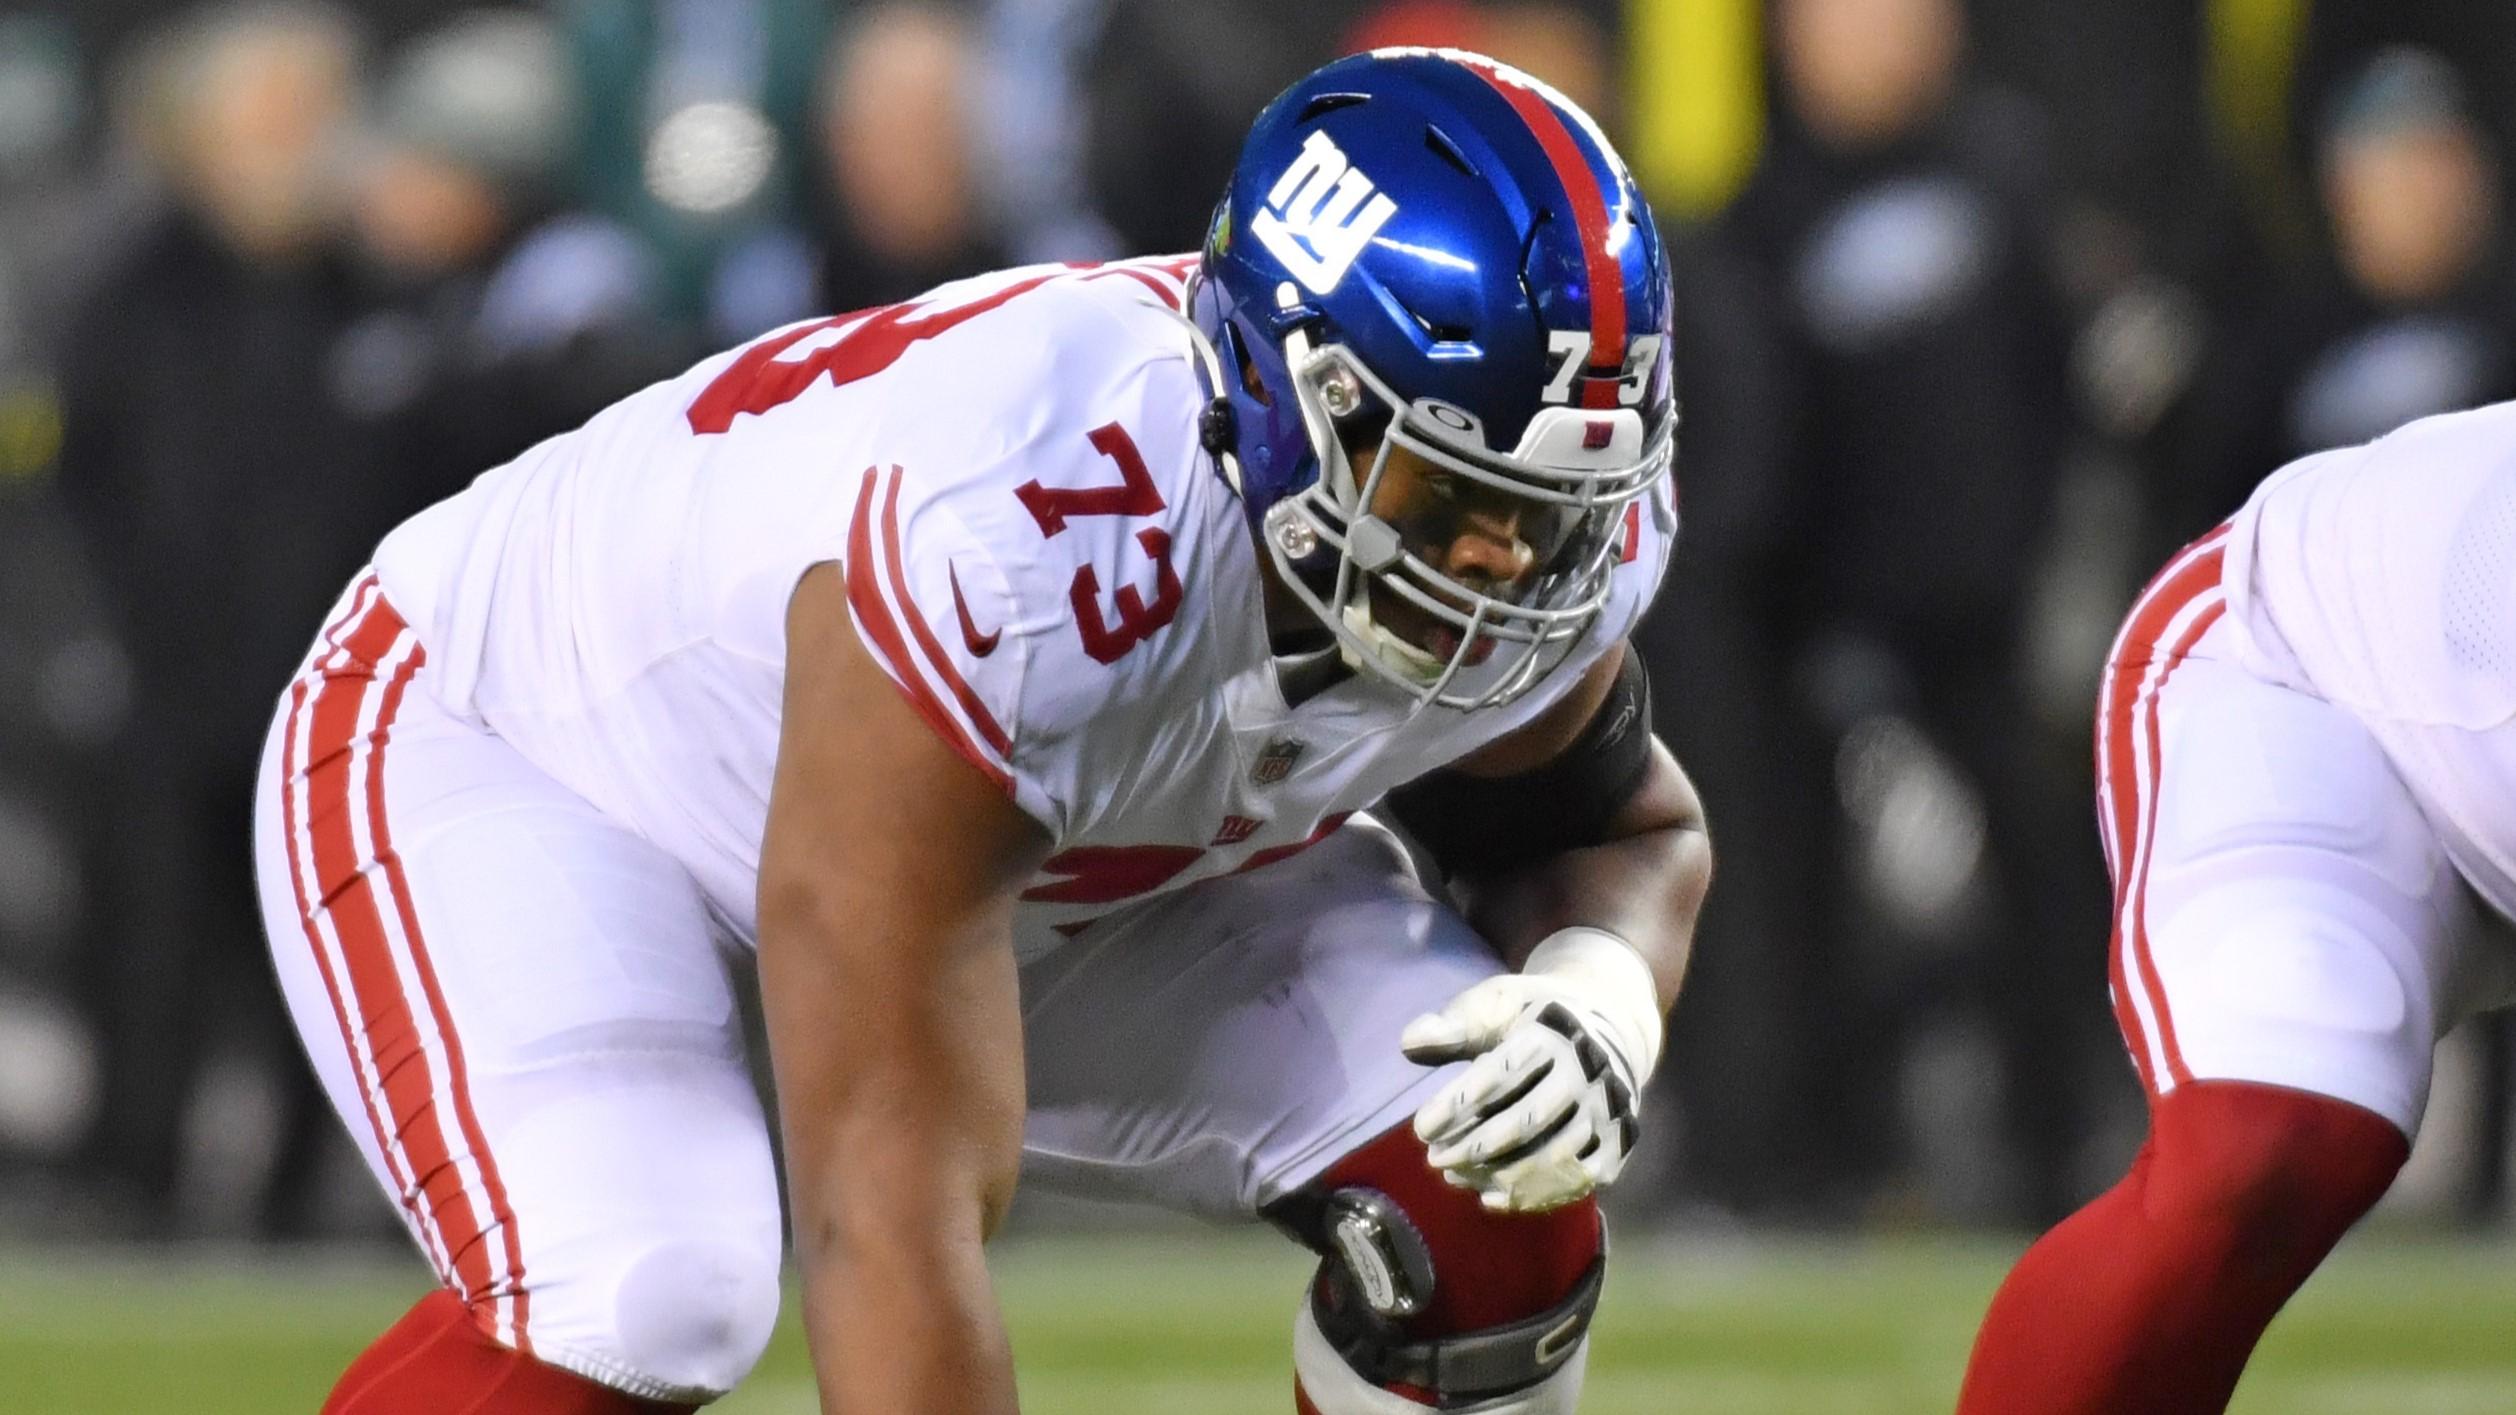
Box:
[255,579,1502,1401]
[2099,530,2516,1138]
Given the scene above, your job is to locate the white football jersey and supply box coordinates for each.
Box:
[369,258,1675,958]
[2227,400,2516,733]
[2223,400,2516,921]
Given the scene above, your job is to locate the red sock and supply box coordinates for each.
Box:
[1292,1123,1601,1409]
[1957,1081,2407,1415]
[326,1290,695,1415]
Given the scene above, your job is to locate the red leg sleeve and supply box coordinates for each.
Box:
[1957,1081,2408,1415]
[325,1290,696,1415]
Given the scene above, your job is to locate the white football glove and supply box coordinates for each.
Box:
[1401,928,1664,1213]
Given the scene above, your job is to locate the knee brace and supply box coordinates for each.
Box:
[1277,1125,1604,1412]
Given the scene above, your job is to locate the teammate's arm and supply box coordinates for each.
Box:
[1384,642,1711,1212]
[757,564,1051,1415]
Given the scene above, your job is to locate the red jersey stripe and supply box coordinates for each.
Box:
[880,468,1015,756]
[1089,265,1184,305]
[844,469,1016,795]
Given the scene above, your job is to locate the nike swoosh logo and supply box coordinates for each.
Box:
[950,563,1001,657]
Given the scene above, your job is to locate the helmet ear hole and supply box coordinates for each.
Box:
[1199,398,1240,458]
[1223,323,1272,407]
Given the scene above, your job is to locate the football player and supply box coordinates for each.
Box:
[1959,401,2516,1411]
[257,47,1704,1415]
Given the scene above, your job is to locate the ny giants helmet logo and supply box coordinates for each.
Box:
[1251,131,1398,295]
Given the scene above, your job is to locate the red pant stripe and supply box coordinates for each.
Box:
[280,588,441,1278]
[2127,597,2223,1089]
[284,589,525,1346]
[2095,545,2205,1090]
[2096,527,2229,1093]
[286,599,467,1292]
[2097,529,2228,875]
[308,612,491,1311]
[360,631,534,1352]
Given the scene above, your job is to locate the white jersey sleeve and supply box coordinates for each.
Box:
[833,458,1041,820]
[808,262,1217,844]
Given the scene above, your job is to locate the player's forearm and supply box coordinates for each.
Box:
[1457,743,1710,1012]
[758,884,1027,1414]
[797,1188,1019,1415]
[784,1046,1025,1414]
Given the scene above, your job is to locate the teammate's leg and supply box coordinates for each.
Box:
[1959,1081,2403,1413]
[1019,818,1603,1411]
[255,581,782,1411]
[1957,540,2486,1414]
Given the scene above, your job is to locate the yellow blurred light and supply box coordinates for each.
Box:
[1629,0,1765,221]
[0,382,62,482]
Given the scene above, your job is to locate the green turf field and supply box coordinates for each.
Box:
[7,1230,2516,1413]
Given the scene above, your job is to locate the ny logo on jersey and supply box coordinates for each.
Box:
[1251,131,1398,295]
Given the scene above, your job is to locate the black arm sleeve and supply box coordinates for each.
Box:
[1384,649,1656,879]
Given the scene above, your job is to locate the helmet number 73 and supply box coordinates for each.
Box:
[1541,331,1665,407]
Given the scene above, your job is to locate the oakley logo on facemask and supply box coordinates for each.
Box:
[1251,130,1399,295]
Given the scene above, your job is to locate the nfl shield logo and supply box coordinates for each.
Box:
[1251,737,1307,786]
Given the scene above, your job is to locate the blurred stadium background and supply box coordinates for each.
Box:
[6,0,2516,1408]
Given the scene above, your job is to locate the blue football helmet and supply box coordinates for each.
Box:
[1186,47,1675,711]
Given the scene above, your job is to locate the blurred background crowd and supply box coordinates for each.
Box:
[2,0,2514,1247]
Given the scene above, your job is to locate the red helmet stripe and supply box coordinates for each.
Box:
[1464,62,1627,409]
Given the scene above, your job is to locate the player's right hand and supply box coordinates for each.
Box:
[1399,929,1663,1213]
